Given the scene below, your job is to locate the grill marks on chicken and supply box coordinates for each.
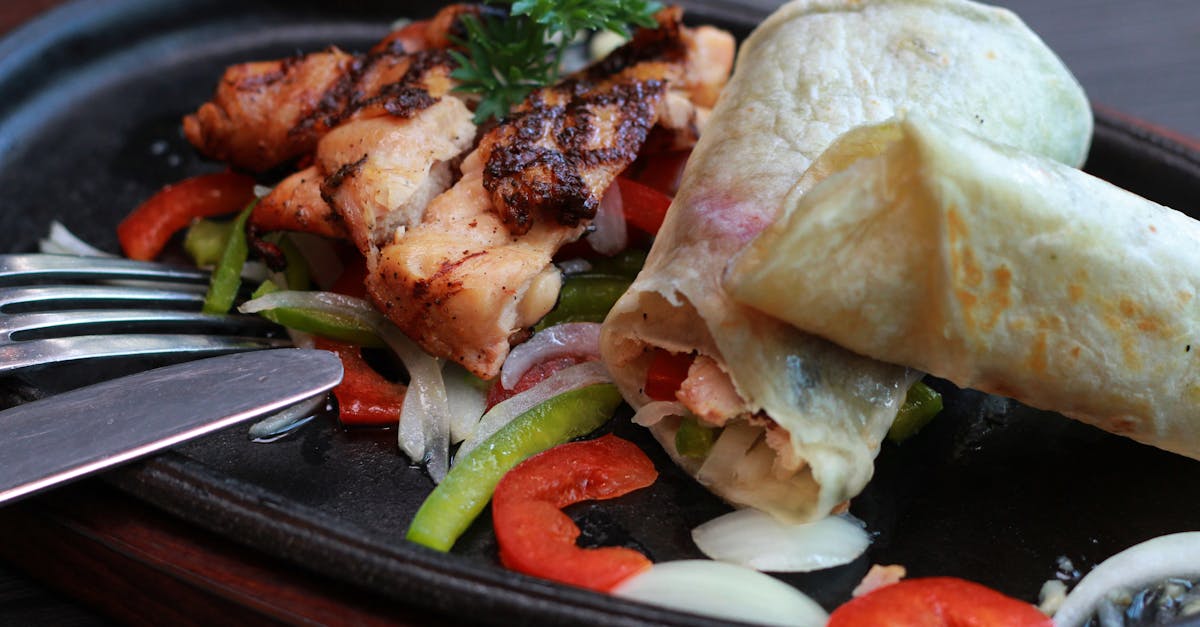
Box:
[370,17,723,377]
[181,6,735,379]
[183,7,465,174]
[317,98,477,257]
[246,48,466,243]
[482,65,671,235]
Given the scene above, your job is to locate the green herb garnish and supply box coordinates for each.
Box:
[449,0,662,123]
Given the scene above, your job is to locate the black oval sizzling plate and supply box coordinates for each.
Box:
[2,1,1199,625]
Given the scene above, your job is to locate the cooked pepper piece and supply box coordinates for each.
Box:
[887,381,944,444]
[315,337,406,427]
[644,349,695,401]
[674,416,716,459]
[406,383,623,552]
[118,171,257,261]
[535,274,631,330]
[617,176,673,236]
[201,202,254,314]
[492,434,657,592]
[828,577,1051,627]
[584,249,648,278]
[183,218,234,267]
[247,281,384,347]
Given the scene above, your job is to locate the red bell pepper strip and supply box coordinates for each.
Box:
[617,176,673,236]
[315,337,406,427]
[492,434,658,592]
[117,171,257,260]
[644,349,695,401]
[827,577,1052,627]
[632,148,691,196]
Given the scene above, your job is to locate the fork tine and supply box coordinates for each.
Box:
[0,334,292,374]
[0,254,209,284]
[1,309,279,341]
[0,284,207,310]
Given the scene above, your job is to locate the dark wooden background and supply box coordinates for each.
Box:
[1,0,1197,624]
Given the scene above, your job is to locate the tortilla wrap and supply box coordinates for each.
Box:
[599,0,1092,522]
[730,116,1200,460]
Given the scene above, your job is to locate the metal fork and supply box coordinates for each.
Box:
[0,253,290,375]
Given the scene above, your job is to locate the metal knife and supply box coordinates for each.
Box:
[0,348,343,506]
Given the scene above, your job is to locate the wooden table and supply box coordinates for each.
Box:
[1,1,1198,624]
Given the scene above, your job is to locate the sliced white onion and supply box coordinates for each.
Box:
[1053,532,1200,626]
[692,509,871,573]
[248,394,328,442]
[442,362,488,444]
[286,232,344,290]
[697,421,761,486]
[500,322,602,389]
[240,260,270,282]
[239,290,379,321]
[632,401,687,427]
[286,328,317,350]
[612,560,828,627]
[454,361,611,463]
[587,182,627,255]
[556,257,593,275]
[376,321,451,483]
[39,221,115,257]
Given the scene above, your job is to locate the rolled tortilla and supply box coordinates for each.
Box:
[600,0,1092,522]
[730,115,1200,460]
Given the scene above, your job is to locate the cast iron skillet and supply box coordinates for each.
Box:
[2,1,1199,625]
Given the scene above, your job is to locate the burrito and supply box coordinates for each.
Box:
[599,0,1092,522]
[730,116,1200,460]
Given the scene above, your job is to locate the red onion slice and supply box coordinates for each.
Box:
[588,181,627,255]
[500,322,602,389]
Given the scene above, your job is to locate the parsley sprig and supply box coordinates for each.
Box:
[448,0,663,123]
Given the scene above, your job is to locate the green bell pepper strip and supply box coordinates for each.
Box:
[675,416,717,459]
[406,383,623,552]
[583,249,647,278]
[535,274,631,330]
[183,218,234,267]
[248,281,384,348]
[886,381,944,444]
[201,202,254,314]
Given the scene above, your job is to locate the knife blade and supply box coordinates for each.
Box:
[0,348,343,506]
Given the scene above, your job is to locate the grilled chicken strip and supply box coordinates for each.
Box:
[365,11,734,378]
[249,50,463,238]
[367,148,576,376]
[183,5,469,173]
[318,98,476,258]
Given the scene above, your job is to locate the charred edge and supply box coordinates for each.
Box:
[483,77,665,229]
[409,250,487,301]
[288,50,360,140]
[375,84,439,119]
[319,154,369,206]
[246,224,288,272]
[231,54,304,92]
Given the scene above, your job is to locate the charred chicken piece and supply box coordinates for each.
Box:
[182,5,469,173]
